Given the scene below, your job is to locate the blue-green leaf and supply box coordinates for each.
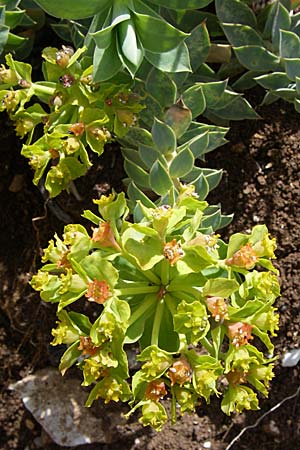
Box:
[149,160,172,195]
[169,147,194,178]
[152,118,176,154]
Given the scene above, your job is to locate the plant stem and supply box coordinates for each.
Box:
[32,82,56,97]
[160,259,169,286]
[200,337,215,355]
[143,269,161,285]
[165,293,177,315]
[170,386,177,424]
[151,298,165,346]
[127,293,155,327]
[116,285,159,296]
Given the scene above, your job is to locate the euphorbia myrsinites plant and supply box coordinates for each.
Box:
[31,190,280,430]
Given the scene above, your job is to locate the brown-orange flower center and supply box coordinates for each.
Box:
[145,380,167,402]
[228,322,253,348]
[163,239,184,266]
[85,279,111,304]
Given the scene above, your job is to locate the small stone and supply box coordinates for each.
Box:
[257,175,266,185]
[134,438,141,445]
[282,348,300,367]
[203,441,212,449]
[25,418,35,430]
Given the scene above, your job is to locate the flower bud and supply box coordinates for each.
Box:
[18,79,31,89]
[49,93,64,109]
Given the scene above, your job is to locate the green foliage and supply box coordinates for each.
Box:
[121,113,232,231]
[0,47,143,197]
[0,1,44,58]
[216,0,300,110]
[31,192,280,430]
[4,0,288,432]
[33,0,194,80]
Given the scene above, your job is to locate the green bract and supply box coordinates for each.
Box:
[31,192,280,430]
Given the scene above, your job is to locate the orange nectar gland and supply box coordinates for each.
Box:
[68,122,85,137]
[92,222,120,250]
[163,240,184,266]
[227,322,253,348]
[206,296,229,323]
[226,243,258,270]
[168,358,192,386]
[78,336,98,356]
[145,380,168,402]
[85,279,111,304]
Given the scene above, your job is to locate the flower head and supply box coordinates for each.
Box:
[226,369,248,386]
[145,380,167,402]
[168,358,192,386]
[226,243,258,270]
[0,66,18,85]
[78,336,98,356]
[92,222,119,249]
[206,296,229,322]
[69,122,85,136]
[56,45,74,68]
[163,239,184,266]
[85,279,111,304]
[87,126,111,142]
[228,322,253,348]
[15,118,35,138]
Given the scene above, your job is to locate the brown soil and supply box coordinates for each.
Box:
[0,96,299,450]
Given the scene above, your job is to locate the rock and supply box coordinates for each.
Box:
[10,368,124,447]
[281,348,300,367]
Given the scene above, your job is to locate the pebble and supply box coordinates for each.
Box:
[203,441,212,449]
[281,348,300,367]
[257,175,266,185]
